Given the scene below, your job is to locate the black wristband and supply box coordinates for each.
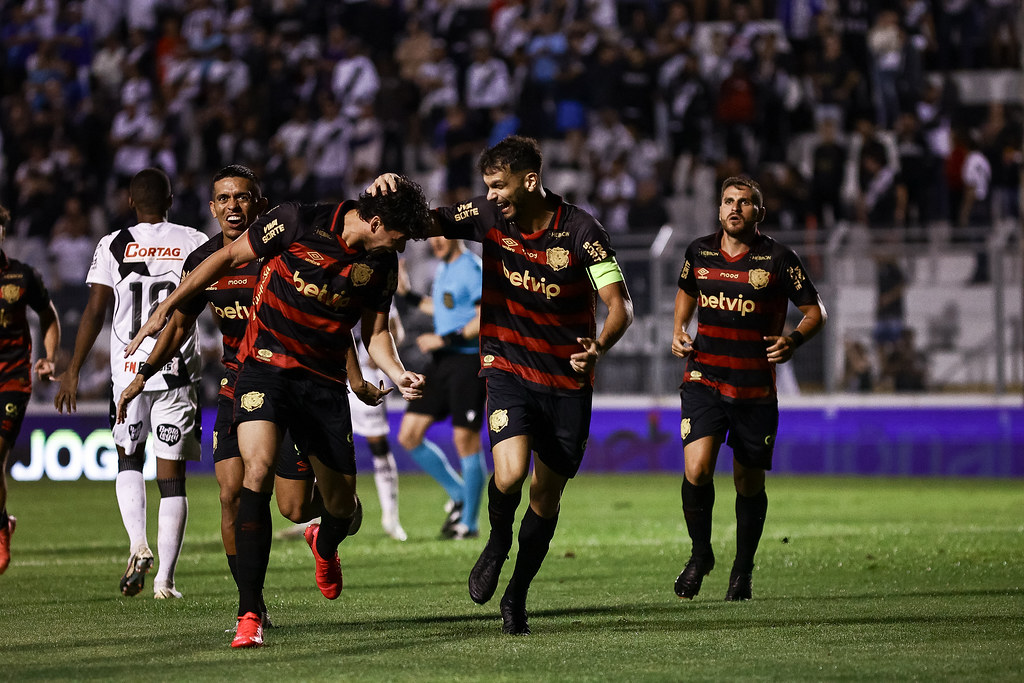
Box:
[442,331,463,346]
[138,362,156,380]
[788,330,805,348]
[402,291,423,307]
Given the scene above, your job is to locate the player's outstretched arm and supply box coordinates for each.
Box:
[54,284,113,414]
[125,234,256,356]
[671,289,697,359]
[570,280,633,374]
[34,300,60,382]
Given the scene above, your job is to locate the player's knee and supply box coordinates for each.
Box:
[396,429,420,452]
[277,499,306,523]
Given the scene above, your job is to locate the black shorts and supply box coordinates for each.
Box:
[213,394,314,480]
[406,352,485,429]
[679,381,778,470]
[485,371,592,479]
[233,360,356,475]
[0,391,29,443]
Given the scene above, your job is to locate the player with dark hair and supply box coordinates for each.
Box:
[127,175,432,648]
[0,204,61,575]
[55,168,207,599]
[671,176,826,601]
[372,134,634,635]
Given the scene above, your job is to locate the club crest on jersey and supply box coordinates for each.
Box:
[489,409,509,433]
[240,391,264,412]
[350,263,373,286]
[0,284,19,303]
[546,246,570,271]
[123,243,182,262]
[749,268,770,290]
[680,418,691,440]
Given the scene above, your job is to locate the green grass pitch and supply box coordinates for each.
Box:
[1,474,1021,681]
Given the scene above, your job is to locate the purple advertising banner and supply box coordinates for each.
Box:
[8,403,1023,481]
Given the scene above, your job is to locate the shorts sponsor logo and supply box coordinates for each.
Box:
[699,291,756,316]
[260,219,285,243]
[350,263,372,286]
[546,246,570,271]
[502,264,561,299]
[157,424,181,445]
[748,268,770,290]
[128,422,142,441]
[1,284,21,303]
[240,391,265,412]
[257,349,273,359]
[680,418,691,440]
[5,402,18,416]
[489,409,509,433]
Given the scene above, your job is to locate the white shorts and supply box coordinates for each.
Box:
[113,383,201,461]
[348,367,389,438]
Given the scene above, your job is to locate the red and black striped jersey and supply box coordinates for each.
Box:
[678,230,819,402]
[436,191,616,396]
[180,235,261,400]
[239,201,397,386]
[0,252,51,393]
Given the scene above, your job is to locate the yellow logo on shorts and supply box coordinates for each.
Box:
[680,418,691,440]
[4,403,18,416]
[220,377,229,386]
[347,432,353,443]
[212,431,219,451]
[240,391,265,412]
[483,354,495,366]
[350,263,372,286]
[257,349,273,360]
[489,409,509,433]
[689,371,702,381]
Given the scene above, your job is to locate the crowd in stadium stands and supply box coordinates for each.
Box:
[0,0,1020,397]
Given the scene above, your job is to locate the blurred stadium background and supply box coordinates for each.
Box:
[1,0,1020,482]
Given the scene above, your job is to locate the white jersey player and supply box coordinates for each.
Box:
[56,168,207,599]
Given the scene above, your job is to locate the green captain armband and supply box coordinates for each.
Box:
[587,257,625,290]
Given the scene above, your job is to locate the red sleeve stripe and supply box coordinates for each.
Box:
[696,323,764,342]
